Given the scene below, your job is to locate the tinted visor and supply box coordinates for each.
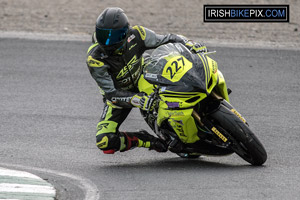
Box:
[96,26,128,46]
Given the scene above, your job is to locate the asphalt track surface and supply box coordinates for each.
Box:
[0,38,300,200]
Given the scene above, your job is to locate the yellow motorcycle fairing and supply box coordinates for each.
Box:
[138,43,230,144]
[138,75,200,143]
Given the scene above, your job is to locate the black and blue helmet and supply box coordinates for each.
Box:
[95,7,129,55]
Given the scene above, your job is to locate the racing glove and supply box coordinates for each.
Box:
[185,41,208,53]
[131,93,156,111]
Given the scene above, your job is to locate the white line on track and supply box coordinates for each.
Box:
[0,164,100,200]
[0,183,55,195]
[0,167,56,199]
[0,168,41,179]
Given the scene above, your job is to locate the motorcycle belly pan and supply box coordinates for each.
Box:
[158,108,200,144]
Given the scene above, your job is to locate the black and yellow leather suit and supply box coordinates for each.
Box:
[86,25,207,153]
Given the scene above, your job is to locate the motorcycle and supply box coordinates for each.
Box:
[138,43,267,166]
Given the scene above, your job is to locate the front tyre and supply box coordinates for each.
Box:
[208,104,267,166]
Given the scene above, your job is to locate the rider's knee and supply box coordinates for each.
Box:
[96,132,120,151]
[96,120,121,151]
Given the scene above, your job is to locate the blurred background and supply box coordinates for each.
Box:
[0,0,299,48]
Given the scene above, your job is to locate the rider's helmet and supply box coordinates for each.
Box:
[95,7,129,55]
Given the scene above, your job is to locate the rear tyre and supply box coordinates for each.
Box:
[209,105,267,166]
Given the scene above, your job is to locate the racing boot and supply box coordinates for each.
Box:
[120,130,168,152]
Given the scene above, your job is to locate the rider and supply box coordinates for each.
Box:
[86,7,207,154]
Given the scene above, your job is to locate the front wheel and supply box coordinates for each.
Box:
[208,104,267,166]
[176,153,201,159]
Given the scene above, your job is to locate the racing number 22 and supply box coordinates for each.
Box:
[166,57,185,79]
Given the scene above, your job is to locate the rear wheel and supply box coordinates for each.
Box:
[208,105,267,166]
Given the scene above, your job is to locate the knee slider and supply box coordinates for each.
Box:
[96,120,119,150]
[96,132,120,151]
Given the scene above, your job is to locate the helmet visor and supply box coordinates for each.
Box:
[96,26,128,46]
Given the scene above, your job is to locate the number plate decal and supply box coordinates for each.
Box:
[162,56,193,82]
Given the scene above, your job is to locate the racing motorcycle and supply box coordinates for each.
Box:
[138,43,267,166]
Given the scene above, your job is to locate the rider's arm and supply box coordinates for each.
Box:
[87,63,151,109]
[86,44,154,109]
[86,47,135,108]
[87,55,153,110]
[133,26,207,52]
[87,66,136,108]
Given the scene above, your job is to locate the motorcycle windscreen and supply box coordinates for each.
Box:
[143,43,207,93]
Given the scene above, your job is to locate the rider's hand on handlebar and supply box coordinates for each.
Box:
[186,41,208,53]
[131,93,156,111]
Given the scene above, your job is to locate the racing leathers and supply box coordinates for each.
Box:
[86,25,207,154]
